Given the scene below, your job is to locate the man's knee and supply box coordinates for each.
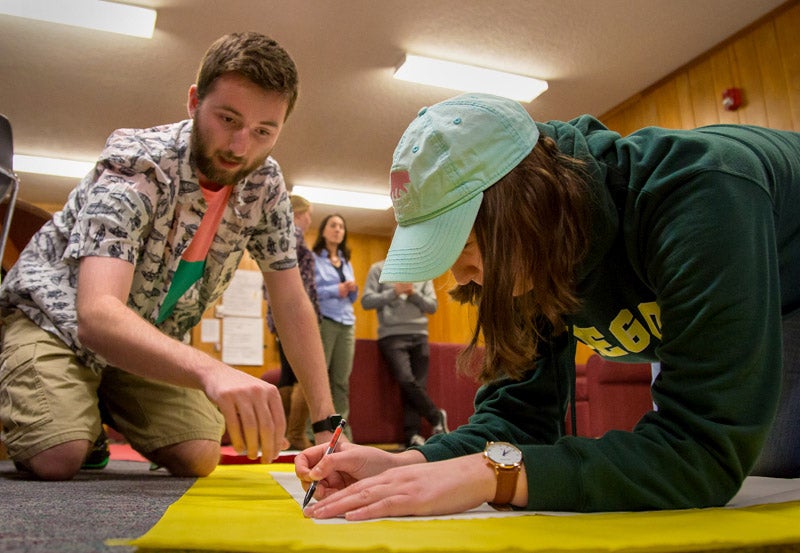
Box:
[20,440,90,481]
[148,439,221,477]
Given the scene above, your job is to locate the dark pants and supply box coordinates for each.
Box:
[378,334,440,440]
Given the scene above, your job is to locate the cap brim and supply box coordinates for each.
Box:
[380,193,482,283]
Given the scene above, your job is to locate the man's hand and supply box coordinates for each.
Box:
[204,365,287,462]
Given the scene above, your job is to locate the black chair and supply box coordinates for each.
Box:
[0,114,20,284]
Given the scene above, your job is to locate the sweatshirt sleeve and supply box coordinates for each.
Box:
[423,172,783,512]
[419,332,574,473]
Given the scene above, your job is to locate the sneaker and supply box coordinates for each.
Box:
[81,431,110,470]
[406,434,426,448]
[431,409,449,435]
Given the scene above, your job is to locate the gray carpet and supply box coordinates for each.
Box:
[0,459,196,553]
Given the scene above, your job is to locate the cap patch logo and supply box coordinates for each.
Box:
[390,170,410,201]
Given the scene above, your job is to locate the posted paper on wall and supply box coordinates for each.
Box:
[200,318,220,343]
[222,317,263,366]
[221,270,263,318]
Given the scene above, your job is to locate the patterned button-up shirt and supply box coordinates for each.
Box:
[0,119,296,372]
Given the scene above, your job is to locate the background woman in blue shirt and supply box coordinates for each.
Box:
[312,214,358,439]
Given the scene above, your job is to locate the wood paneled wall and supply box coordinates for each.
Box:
[600,0,799,135]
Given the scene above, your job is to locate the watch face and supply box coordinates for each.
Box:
[312,414,343,433]
[327,414,343,429]
[486,442,522,466]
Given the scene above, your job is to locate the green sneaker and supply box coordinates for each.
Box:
[81,431,110,470]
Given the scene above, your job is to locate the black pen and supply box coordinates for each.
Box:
[302,418,347,508]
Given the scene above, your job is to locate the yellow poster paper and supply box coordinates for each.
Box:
[112,464,800,553]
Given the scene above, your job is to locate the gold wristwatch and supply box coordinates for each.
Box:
[483,441,523,510]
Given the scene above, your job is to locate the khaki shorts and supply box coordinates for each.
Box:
[0,311,224,461]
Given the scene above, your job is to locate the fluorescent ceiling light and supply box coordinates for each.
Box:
[14,155,95,179]
[0,0,157,39]
[292,185,392,211]
[394,54,548,103]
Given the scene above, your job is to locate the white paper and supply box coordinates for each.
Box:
[270,472,800,524]
[725,476,800,508]
[221,270,263,317]
[200,319,220,343]
[222,317,263,366]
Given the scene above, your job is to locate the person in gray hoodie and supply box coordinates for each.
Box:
[362,260,447,448]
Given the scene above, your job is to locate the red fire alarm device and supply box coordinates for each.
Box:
[722,88,743,111]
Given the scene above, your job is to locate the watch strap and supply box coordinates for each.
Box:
[489,464,519,509]
[311,414,342,433]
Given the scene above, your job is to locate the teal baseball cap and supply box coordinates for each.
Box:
[380,92,539,283]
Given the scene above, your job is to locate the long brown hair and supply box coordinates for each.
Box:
[451,136,591,382]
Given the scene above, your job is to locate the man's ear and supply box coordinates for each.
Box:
[187,84,199,118]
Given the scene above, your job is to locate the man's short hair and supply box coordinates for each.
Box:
[195,32,299,118]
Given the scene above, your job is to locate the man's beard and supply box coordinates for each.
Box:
[190,113,266,186]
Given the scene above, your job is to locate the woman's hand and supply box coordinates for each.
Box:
[302,453,499,521]
[338,280,358,297]
[295,442,417,498]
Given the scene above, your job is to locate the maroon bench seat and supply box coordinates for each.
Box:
[348,339,481,444]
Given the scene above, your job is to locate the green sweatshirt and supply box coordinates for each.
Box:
[420,116,800,511]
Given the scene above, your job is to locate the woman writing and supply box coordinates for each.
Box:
[297,93,800,520]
